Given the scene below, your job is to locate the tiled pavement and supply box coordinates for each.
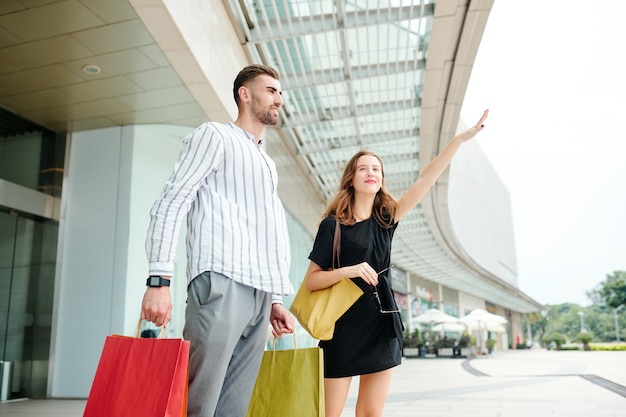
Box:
[1,349,625,416]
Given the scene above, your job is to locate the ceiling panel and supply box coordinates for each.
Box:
[62,49,159,79]
[60,98,132,120]
[20,108,69,130]
[70,20,154,54]
[1,1,104,41]
[0,1,25,15]
[108,101,206,125]
[117,86,194,111]
[2,90,77,113]
[1,65,84,95]
[125,67,184,90]
[57,76,142,102]
[136,44,171,67]
[0,26,20,48]
[1,37,92,69]
[0,0,205,131]
[79,0,138,23]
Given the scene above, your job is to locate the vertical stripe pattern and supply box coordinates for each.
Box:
[145,122,293,295]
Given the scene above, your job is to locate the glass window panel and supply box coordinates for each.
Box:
[345,26,420,67]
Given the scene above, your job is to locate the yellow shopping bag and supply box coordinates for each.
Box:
[246,336,324,417]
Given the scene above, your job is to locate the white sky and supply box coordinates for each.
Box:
[460,0,626,307]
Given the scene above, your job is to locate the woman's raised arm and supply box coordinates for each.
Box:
[395,109,489,221]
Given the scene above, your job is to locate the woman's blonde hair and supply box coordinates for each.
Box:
[323,150,398,228]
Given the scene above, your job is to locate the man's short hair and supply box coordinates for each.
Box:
[233,64,280,106]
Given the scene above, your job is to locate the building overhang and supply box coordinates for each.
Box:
[0,0,542,313]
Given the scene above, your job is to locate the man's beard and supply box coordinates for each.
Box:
[250,95,279,125]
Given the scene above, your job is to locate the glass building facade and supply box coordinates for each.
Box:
[0,109,65,398]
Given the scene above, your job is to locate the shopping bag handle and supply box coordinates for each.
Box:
[135,318,167,339]
[269,333,297,350]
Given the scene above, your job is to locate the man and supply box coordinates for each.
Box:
[141,64,294,417]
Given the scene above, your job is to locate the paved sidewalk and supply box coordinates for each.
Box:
[343,349,626,417]
[1,349,625,416]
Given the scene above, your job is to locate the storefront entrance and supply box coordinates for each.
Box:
[0,208,58,400]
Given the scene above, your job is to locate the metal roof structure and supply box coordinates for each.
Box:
[0,0,541,312]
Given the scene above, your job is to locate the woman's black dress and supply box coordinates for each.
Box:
[308,216,403,378]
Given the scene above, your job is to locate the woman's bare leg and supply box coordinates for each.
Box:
[355,369,393,417]
[324,376,352,417]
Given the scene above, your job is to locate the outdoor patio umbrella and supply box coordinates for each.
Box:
[431,322,465,332]
[459,308,508,324]
[485,322,506,333]
[412,308,460,339]
[413,308,458,325]
[462,321,507,333]
[459,309,508,351]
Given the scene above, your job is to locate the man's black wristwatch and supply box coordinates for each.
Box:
[146,275,171,287]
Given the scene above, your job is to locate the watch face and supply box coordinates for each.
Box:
[149,276,160,286]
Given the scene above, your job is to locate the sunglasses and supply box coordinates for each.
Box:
[372,266,400,314]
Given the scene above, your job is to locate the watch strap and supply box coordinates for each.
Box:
[146,275,171,287]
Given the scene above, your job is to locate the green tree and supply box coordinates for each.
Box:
[526,311,548,343]
[576,332,593,350]
[542,332,567,348]
[588,270,626,309]
[552,304,583,340]
[531,304,626,342]
[515,272,626,346]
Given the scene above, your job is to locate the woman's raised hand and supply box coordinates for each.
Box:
[457,109,489,142]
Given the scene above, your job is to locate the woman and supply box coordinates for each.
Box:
[305,110,489,417]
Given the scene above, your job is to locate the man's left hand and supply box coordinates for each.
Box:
[269,303,294,337]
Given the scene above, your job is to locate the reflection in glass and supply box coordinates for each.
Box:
[0,210,57,399]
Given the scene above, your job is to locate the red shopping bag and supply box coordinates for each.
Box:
[83,329,189,417]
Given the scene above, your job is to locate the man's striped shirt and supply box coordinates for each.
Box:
[146,122,293,296]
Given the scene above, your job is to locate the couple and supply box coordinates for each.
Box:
[140,64,488,417]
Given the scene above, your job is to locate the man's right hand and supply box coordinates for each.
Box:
[141,287,172,327]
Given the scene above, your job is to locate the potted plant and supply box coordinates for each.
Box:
[437,336,455,357]
[402,329,422,358]
[576,332,593,351]
[542,332,567,350]
[486,338,496,354]
[458,332,473,357]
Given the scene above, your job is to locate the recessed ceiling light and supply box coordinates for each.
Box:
[82,64,101,74]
